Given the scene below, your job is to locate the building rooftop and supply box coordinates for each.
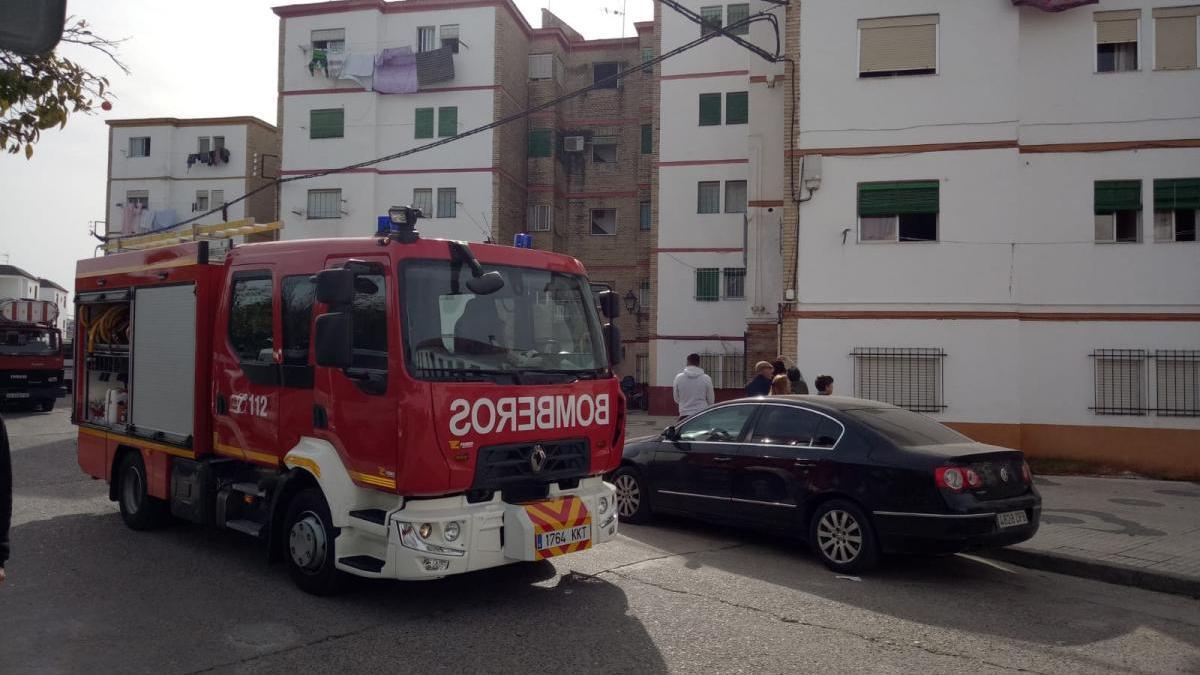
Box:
[106,116,277,132]
[0,264,38,281]
[38,278,69,293]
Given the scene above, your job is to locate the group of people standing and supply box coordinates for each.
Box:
[672,353,833,421]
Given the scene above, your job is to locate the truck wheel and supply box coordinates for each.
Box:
[284,488,344,596]
[116,451,169,531]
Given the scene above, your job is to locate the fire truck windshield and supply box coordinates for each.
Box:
[0,326,58,356]
[402,260,608,383]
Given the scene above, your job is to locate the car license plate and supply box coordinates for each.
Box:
[5,392,30,399]
[996,510,1029,529]
[535,525,590,552]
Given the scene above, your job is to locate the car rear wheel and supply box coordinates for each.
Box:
[809,499,879,573]
[612,466,650,524]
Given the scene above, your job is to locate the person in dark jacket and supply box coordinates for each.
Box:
[815,375,834,395]
[0,415,10,586]
[746,361,774,396]
[787,367,810,395]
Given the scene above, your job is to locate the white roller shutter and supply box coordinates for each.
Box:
[131,284,197,439]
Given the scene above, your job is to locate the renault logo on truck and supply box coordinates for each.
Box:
[448,394,611,437]
[530,444,548,473]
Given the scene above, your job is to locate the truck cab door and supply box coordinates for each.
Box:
[212,267,280,466]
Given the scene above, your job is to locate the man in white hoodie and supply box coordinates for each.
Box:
[673,353,715,421]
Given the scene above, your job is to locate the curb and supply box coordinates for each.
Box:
[981,547,1200,599]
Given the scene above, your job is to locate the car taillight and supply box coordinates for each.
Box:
[1021,460,1032,484]
[965,468,983,489]
[935,467,965,492]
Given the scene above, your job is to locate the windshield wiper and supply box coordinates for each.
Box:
[517,368,605,381]
[415,367,523,384]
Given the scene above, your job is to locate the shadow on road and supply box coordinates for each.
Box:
[1,513,668,675]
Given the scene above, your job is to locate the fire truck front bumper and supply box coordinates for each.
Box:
[335,476,618,581]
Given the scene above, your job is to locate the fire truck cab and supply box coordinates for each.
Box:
[0,299,66,411]
[75,220,624,594]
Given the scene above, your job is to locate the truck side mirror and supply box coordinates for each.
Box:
[315,269,355,307]
[314,312,353,368]
[603,322,622,367]
[597,290,620,319]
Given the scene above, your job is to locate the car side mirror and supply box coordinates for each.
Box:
[315,269,355,307]
[597,289,620,319]
[314,312,353,368]
[663,425,678,441]
[603,322,622,367]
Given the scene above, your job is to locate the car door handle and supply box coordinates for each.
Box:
[793,461,816,468]
[713,457,734,463]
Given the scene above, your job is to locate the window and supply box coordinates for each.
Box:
[194,190,209,212]
[412,188,433,217]
[639,279,651,308]
[129,137,150,157]
[858,15,938,77]
[440,24,460,53]
[307,188,342,219]
[213,136,225,150]
[593,62,620,89]
[635,353,650,385]
[698,181,721,213]
[528,204,552,232]
[751,407,838,448]
[1092,349,1147,415]
[1154,6,1199,70]
[639,201,652,231]
[641,124,653,154]
[699,93,722,126]
[1096,10,1140,72]
[700,6,723,36]
[418,26,437,52]
[229,275,273,363]
[1155,350,1200,416]
[529,129,553,157]
[1153,178,1199,242]
[852,347,946,412]
[725,91,748,125]
[695,268,720,301]
[592,136,617,163]
[1094,180,1142,243]
[846,407,968,447]
[437,188,457,218]
[725,180,747,213]
[126,190,149,210]
[529,53,554,80]
[591,209,617,235]
[349,272,388,372]
[438,106,458,137]
[310,108,344,139]
[677,405,754,442]
[696,352,744,388]
[415,107,434,139]
[642,47,654,75]
[211,189,224,207]
[311,28,345,54]
[727,3,750,36]
[723,268,745,299]
[281,275,315,366]
[198,136,211,154]
[857,181,939,242]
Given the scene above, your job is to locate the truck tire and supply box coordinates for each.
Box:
[284,488,344,596]
[116,451,169,531]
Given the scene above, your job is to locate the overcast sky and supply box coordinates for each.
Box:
[0,0,652,312]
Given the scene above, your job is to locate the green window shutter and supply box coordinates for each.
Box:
[726,92,748,125]
[699,93,722,126]
[414,108,434,139]
[641,124,652,154]
[438,107,458,137]
[857,181,939,216]
[310,109,344,139]
[529,129,552,157]
[1154,178,1200,211]
[695,268,720,301]
[1094,180,1142,214]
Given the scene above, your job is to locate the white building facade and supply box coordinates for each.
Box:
[36,279,70,331]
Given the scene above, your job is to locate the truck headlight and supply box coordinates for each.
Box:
[398,522,465,557]
[418,522,433,539]
[444,521,461,542]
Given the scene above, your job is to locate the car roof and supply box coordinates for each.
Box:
[717,395,895,414]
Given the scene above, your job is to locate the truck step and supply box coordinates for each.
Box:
[231,482,266,498]
[225,518,266,537]
[349,509,387,526]
[338,555,385,574]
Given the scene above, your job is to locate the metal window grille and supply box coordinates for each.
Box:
[1091,349,1148,415]
[527,204,552,232]
[126,190,149,209]
[723,268,745,299]
[194,190,209,212]
[635,354,650,385]
[698,352,744,389]
[418,26,437,52]
[211,189,224,207]
[306,189,342,219]
[727,3,751,35]
[700,6,723,35]
[852,347,946,412]
[437,188,457,218]
[698,181,721,213]
[412,189,433,217]
[129,137,150,157]
[1153,350,1200,416]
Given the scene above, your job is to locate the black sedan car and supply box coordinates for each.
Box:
[611,396,1041,573]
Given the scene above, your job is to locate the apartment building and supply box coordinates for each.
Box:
[653,0,1199,475]
[0,266,69,330]
[273,0,658,382]
[36,279,70,332]
[105,117,280,236]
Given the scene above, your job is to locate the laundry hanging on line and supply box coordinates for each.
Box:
[373,47,418,94]
[338,53,376,91]
[416,45,455,87]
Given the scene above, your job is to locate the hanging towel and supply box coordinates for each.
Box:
[416,45,455,87]
[340,53,376,90]
[327,50,347,78]
[121,203,143,235]
[374,47,418,94]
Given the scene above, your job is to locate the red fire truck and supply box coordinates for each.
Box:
[1,299,66,411]
[74,213,625,594]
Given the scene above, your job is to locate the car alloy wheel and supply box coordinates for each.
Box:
[816,509,863,565]
[614,473,641,518]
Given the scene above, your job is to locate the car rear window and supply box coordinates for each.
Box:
[845,407,969,447]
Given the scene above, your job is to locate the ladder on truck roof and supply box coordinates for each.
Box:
[101,218,282,255]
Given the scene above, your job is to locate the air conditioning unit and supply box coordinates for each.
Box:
[563,136,585,152]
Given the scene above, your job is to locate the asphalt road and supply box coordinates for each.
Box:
[2,403,1199,674]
